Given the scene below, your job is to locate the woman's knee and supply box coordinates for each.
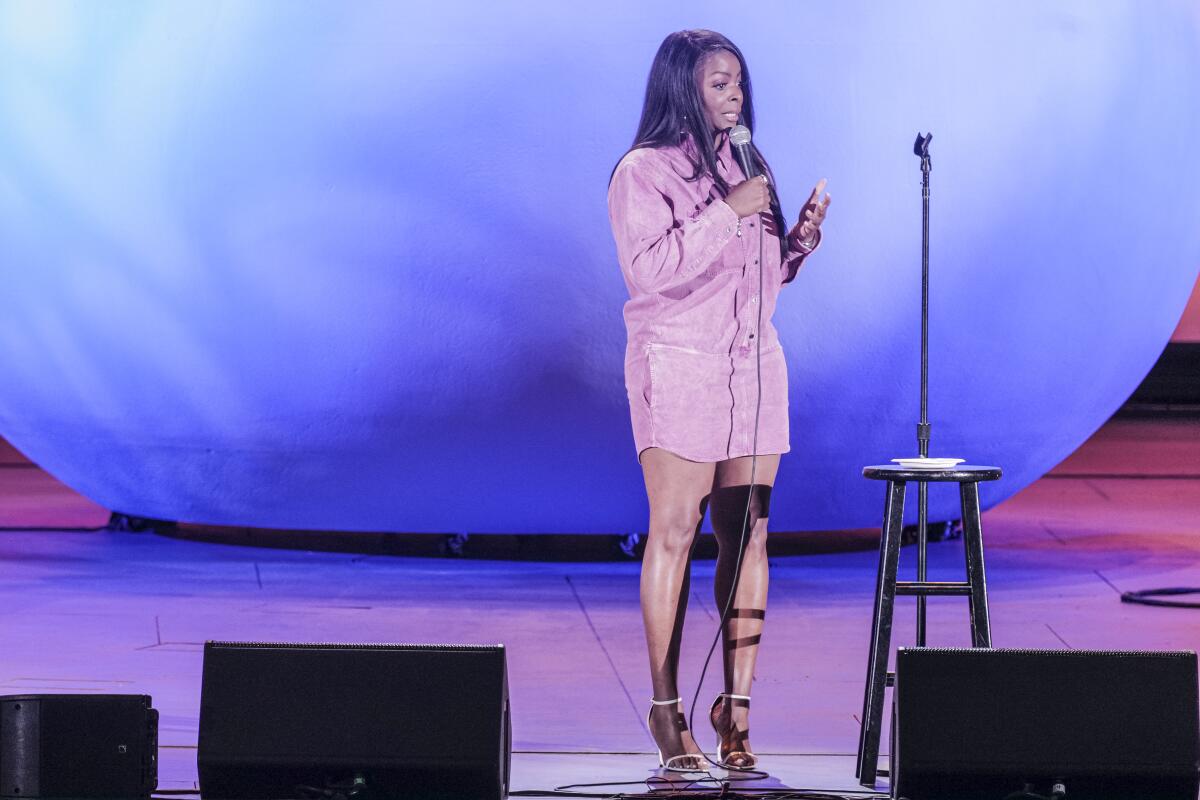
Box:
[647,501,706,556]
[709,484,772,532]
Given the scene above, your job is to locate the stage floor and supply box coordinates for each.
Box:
[0,417,1197,795]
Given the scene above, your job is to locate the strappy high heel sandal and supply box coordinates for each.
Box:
[709,693,757,770]
[647,697,708,773]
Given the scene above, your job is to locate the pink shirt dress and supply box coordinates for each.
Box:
[608,134,817,463]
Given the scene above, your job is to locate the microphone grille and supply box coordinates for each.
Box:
[728,125,752,146]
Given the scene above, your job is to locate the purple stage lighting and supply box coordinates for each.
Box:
[0,2,1197,533]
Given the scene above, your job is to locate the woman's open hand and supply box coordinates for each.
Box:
[789,178,830,249]
[725,175,771,219]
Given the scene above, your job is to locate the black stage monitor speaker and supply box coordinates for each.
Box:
[0,694,158,799]
[198,642,510,800]
[892,648,1200,800]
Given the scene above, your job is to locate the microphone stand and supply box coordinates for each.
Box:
[914,132,932,646]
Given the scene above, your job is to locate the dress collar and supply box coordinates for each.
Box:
[679,129,732,167]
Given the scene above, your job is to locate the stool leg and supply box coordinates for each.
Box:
[856,479,906,786]
[959,481,992,647]
[916,480,928,647]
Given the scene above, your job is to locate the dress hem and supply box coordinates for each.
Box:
[637,444,790,465]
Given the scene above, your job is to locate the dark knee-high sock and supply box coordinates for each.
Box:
[709,484,771,694]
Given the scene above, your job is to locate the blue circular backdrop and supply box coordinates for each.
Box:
[0,1,1197,532]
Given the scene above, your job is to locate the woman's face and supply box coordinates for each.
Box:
[698,49,743,133]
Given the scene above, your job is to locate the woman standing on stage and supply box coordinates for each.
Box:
[607,30,830,772]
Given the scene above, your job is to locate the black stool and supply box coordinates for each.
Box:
[854,464,1002,787]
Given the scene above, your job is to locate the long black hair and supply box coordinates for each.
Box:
[622,29,787,250]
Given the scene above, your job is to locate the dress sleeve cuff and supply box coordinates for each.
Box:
[789,227,822,258]
[705,198,740,232]
[783,228,822,284]
[680,199,739,278]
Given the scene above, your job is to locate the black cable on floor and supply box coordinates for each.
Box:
[1121,586,1200,608]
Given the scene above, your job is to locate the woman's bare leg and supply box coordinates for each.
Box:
[708,453,780,766]
[640,447,716,768]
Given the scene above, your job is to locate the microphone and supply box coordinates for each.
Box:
[728,124,759,180]
[729,124,782,228]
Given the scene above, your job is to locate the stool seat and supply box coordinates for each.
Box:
[863,465,1001,482]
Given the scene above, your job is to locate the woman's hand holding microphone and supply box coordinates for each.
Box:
[724,175,772,219]
[725,175,830,251]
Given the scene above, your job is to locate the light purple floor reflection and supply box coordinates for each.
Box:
[0,418,1196,792]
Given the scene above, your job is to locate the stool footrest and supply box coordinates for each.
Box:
[896,580,973,596]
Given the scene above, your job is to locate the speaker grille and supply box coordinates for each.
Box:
[893,648,1200,800]
[198,641,509,800]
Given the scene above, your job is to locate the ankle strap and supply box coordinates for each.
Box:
[719,693,751,701]
[651,697,682,706]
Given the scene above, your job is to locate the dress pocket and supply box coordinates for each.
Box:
[702,236,745,279]
[646,344,734,461]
